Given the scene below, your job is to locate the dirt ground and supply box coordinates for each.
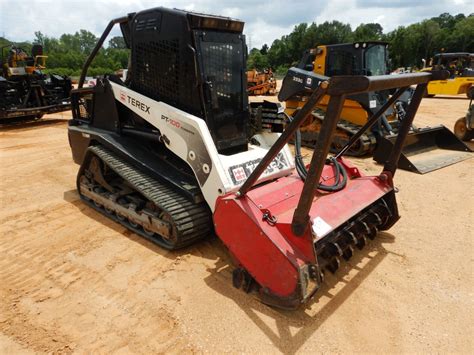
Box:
[0,94,473,354]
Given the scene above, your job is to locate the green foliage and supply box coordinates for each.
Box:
[247,48,269,70]
[248,12,473,74]
[2,30,129,76]
[275,65,290,77]
[353,23,383,41]
[108,36,127,49]
[43,67,81,77]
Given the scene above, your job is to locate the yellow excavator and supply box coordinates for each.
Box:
[270,42,472,173]
[422,52,473,98]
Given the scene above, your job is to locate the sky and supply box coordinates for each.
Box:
[0,0,472,49]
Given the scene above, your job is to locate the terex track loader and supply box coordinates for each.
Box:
[0,44,71,122]
[257,42,472,174]
[68,7,448,309]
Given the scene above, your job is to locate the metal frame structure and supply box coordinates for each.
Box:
[238,71,448,236]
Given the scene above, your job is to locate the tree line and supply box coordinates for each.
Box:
[0,30,128,77]
[248,12,474,75]
[0,12,472,78]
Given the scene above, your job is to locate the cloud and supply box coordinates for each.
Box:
[0,0,472,49]
[355,0,432,8]
[316,0,473,35]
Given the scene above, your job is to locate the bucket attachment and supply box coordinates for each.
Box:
[374,125,473,174]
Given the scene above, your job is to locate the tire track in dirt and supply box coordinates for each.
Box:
[0,120,197,352]
[0,211,195,353]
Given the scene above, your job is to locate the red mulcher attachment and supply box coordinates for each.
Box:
[213,71,449,309]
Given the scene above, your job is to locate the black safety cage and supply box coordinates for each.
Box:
[76,7,249,154]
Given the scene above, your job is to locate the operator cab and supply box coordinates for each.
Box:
[297,42,390,77]
[432,53,474,78]
[122,7,249,154]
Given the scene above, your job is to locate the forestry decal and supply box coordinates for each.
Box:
[228,152,288,185]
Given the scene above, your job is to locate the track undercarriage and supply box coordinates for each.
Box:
[78,145,212,249]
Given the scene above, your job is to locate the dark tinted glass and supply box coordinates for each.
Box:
[197,31,247,152]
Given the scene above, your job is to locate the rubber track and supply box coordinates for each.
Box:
[85,145,213,249]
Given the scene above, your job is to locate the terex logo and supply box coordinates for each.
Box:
[127,95,150,114]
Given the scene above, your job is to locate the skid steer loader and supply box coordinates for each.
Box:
[422,52,474,98]
[261,42,472,174]
[68,7,448,309]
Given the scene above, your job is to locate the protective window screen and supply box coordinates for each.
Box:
[327,50,357,76]
[200,37,246,150]
[365,45,387,76]
[133,40,180,103]
[201,42,243,111]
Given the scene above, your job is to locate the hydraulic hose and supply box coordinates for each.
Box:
[286,112,348,192]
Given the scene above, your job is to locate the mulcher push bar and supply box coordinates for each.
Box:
[238,71,449,236]
[237,81,329,196]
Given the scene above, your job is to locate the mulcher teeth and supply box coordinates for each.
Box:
[368,226,378,240]
[356,234,367,250]
[342,245,354,261]
[327,257,340,274]
[332,242,343,256]
[346,230,358,245]
[232,268,255,293]
[371,212,383,225]
[317,199,391,274]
